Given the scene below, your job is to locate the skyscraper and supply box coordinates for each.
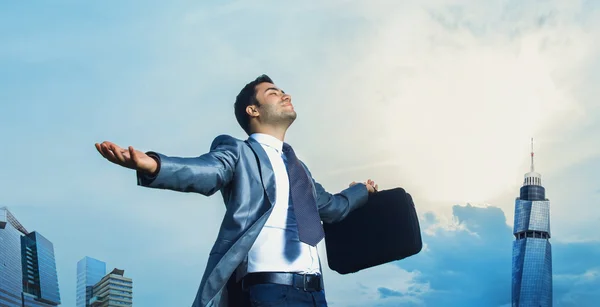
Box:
[0,207,61,307]
[21,232,62,306]
[76,257,107,307]
[512,139,553,306]
[89,268,133,307]
[0,207,26,307]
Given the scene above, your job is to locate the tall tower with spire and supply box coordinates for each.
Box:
[511,138,553,306]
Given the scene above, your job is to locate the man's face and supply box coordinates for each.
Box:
[252,82,297,126]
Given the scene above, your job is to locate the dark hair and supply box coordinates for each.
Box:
[234,74,274,135]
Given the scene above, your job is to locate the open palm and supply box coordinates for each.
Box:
[95,141,157,174]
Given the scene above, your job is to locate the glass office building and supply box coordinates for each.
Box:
[22,232,62,306]
[0,207,27,307]
[0,207,61,307]
[77,257,107,307]
[512,142,553,307]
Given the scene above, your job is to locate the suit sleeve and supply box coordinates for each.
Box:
[299,161,369,224]
[136,134,239,196]
[313,181,369,224]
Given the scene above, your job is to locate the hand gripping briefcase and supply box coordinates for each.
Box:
[323,187,423,274]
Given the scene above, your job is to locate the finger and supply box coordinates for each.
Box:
[110,144,127,163]
[102,141,119,149]
[100,141,117,155]
[101,143,118,162]
[129,146,139,165]
[95,143,107,159]
[121,148,131,160]
[107,142,123,154]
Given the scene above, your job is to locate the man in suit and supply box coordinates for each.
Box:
[95,75,378,307]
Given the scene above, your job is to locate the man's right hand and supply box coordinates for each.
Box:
[95,141,158,175]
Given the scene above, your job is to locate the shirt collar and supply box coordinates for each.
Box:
[249,133,284,154]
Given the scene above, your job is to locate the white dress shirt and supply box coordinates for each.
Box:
[246,133,321,275]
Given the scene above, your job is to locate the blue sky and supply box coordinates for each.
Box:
[1,1,599,306]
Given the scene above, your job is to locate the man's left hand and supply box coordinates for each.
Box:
[349,179,378,193]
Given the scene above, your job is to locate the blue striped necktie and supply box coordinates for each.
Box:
[282,143,325,246]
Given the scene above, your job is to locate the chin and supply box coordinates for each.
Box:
[283,114,297,126]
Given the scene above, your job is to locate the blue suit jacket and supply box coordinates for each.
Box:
[137,135,369,307]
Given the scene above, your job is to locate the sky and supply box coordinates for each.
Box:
[1,0,599,306]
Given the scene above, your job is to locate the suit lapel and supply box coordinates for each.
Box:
[246,137,276,207]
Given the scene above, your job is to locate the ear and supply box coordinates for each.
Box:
[246,105,259,118]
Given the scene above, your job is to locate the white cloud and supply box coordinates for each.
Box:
[319,259,429,306]
[319,0,598,205]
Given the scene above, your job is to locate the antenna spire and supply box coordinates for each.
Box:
[530,138,535,172]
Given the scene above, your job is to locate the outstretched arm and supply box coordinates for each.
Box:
[313,180,370,224]
[95,135,239,196]
[298,162,377,223]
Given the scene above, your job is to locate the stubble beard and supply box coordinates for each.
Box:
[262,104,297,128]
[274,111,296,128]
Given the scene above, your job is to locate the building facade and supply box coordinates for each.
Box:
[76,257,107,307]
[0,207,61,307]
[0,207,26,307]
[89,268,133,307]
[21,232,62,306]
[512,141,553,306]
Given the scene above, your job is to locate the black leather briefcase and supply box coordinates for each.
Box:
[323,187,422,274]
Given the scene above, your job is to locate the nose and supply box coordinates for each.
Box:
[282,92,291,101]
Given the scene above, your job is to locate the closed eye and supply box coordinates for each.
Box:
[265,87,285,95]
